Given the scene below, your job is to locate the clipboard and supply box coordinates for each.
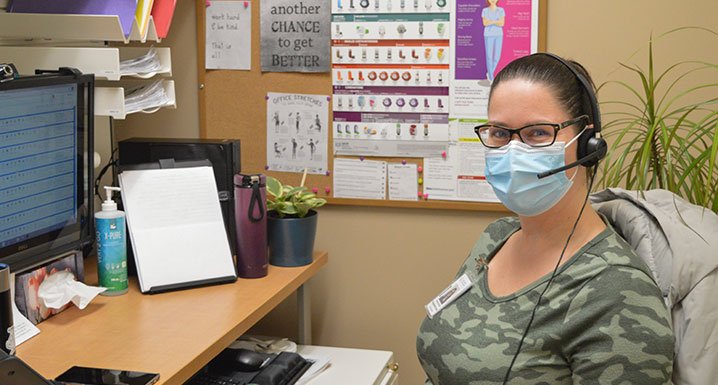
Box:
[118,160,237,294]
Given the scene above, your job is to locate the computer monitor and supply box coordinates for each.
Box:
[0,69,95,273]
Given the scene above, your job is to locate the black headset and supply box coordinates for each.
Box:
[535,52,607,168]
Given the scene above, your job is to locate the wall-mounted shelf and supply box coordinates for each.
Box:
[0,13,160,43]
[120,47,172,79]
[0,46,171,80]
[0,11,176,122]
[96,80,176,120]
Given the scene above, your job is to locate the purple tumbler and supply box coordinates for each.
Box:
[234,174,268,278]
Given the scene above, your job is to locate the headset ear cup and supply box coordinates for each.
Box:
[592,137,608,166]
[576,128,607,168]
[576,128,592,160]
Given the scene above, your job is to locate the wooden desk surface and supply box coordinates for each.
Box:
[16,252,328,385]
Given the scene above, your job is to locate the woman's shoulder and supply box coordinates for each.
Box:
[585,225,659,285]
[448,217,518,277]
[487,215,520,233]
[457,217,519,272]
[479,216,520,247]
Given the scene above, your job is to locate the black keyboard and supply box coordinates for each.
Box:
[186,350,311,385]
[185,373,247,385]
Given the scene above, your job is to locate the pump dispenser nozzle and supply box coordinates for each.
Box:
[102,186,121,211]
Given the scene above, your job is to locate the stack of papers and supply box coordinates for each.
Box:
[120,47,163,78]
[124,79,173,114]
[118,167,236,293]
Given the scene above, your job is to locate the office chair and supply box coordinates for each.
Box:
[591,188,718,385]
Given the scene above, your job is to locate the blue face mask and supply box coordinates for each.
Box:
[484,133,582,217]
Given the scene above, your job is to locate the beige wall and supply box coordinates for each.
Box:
[104,1,717,384]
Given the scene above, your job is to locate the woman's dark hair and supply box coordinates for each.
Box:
[488,54,597,128]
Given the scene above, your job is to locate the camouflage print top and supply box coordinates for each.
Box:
[417,217,674,385]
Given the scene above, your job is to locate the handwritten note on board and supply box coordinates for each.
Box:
[206,1,251,70]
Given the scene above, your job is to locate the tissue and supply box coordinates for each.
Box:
[38,271,107,310]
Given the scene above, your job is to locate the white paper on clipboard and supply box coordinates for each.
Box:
[118,167,236,292]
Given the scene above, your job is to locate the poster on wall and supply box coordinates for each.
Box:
[422,0,539,203]
[266,92,329,174]
[260,0,331,72]
[205,1,252,70]
[330,2,452,158]
[449,0,539,118]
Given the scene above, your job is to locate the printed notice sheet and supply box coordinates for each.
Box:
[424,142,499,202]
[267,92,329,175]
[206,1,252,70]
[388,163,418,201]
[10,275,40,346]
[333,158,386,200]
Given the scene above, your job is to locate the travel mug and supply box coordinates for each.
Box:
[234,174,268,278]
[0,263,15,355]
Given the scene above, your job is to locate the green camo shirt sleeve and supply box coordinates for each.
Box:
[416,218,674,385]
[564,265,674,384]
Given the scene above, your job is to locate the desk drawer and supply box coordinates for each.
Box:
[297,345,397,385]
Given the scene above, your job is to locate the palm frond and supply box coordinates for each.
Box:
[598,27,718,211]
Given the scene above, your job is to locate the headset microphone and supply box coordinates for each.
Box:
[536,139,606,179]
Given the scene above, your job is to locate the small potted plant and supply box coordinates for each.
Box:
[266,175,326,266]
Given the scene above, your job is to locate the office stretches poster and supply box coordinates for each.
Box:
[266,92,329,174]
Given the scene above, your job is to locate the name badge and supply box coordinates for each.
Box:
[425,273,473,319]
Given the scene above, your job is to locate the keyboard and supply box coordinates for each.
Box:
[186,350,310,385]
[185,373,247,385]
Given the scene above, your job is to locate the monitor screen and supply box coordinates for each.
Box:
[0,72,94,272]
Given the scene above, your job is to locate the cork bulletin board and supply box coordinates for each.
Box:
[196,0,546,211]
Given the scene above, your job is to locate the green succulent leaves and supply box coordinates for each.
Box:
[266,175,327,218]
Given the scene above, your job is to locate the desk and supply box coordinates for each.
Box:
[16,252,328,385]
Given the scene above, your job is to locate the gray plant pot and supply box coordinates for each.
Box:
[267,210,318,267]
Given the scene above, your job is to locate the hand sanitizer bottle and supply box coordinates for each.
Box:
[96,186,128,295]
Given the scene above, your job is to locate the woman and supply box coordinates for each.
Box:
[416,54,674,384]
[482,0,504,82]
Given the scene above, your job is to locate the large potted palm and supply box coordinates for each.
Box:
[597,27,718,211]
[265,176,326,266]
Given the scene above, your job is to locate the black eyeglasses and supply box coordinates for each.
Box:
[474,115,588,148]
